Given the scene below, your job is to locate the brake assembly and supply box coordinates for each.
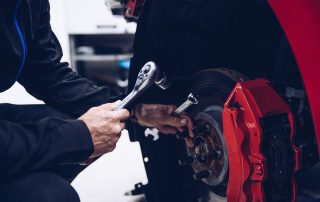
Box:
[180,69,301,202]
[223,79,301,201]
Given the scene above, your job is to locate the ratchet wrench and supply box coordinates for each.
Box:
[114,61,170,111]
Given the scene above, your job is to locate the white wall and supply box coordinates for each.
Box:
[49,0,70,63]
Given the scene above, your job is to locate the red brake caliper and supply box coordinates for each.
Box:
[123,0,145,21]
[223,79,301,202]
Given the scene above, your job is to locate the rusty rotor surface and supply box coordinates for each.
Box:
[187,105,229,187]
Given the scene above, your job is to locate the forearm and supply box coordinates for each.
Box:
[19,62,123,117]
[0,118,93,181]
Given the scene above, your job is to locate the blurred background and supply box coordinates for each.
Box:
[0,0,148,201]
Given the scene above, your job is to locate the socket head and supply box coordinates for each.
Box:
[134,62,160,92]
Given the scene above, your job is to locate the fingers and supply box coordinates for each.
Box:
[112,122,126,135]
[100,100,122,111]
[161,114,187,128]
[161,105,189,128]
[99,101,130,122]
[179,113,194,137]
[119,122,126,131]
[159,114,191,136]
[114,109,130,121]
[164,105,177,114]
[178,114,194,148]
[185,138,194,148]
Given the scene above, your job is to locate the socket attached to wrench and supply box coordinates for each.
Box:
[114,61,171,111]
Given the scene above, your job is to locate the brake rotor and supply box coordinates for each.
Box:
[189,107,228,187]
[183,68,248,200]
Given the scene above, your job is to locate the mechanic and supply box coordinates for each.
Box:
[0,0,191,201]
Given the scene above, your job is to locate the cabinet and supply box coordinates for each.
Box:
[65,0,136,91]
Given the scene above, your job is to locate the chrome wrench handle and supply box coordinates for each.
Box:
[114,91,138,111]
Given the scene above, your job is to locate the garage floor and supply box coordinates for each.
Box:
[72,131,148,202]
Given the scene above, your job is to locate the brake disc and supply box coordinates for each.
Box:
[190,107,228,187]
[182,68,248,201]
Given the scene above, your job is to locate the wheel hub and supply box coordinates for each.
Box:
[187,107,229,187]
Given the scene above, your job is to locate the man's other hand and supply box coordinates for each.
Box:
[134,104,193,137]
[78,101,130,158]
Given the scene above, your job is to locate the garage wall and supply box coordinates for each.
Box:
[49,0,71,63]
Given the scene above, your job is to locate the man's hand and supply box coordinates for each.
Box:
[134,104,194,137]
[78,101,129,158]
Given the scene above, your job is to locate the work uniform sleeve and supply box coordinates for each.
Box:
[0,118,93,181]
[18,0,120,118]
